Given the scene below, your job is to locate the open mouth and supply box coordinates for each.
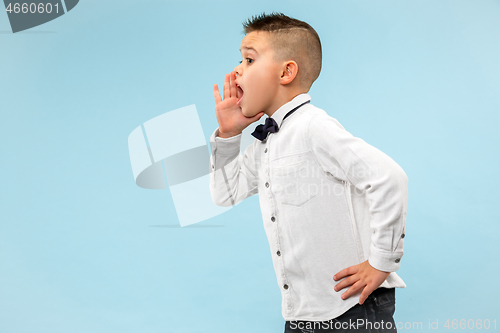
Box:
[236,84,244,105]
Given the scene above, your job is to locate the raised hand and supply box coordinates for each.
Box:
[213,71,264,138]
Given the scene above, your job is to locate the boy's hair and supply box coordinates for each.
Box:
[243,12,322,91]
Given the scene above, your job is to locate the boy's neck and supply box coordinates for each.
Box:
[266,87,309,117]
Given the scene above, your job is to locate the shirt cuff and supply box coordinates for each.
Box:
[368,243,403,272]
[213,128,242,154]
[209,128,242,172]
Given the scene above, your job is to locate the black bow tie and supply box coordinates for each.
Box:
[251,100,310,142]
[251,117,279,142]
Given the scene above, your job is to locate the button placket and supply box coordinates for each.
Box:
[263,135,291,311]
[262,136,289,296]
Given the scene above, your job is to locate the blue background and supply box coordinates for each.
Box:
[1,0,499,332]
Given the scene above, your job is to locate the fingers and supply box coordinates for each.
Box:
[223,74,230,100]
[358,285,376,305]
[219,72,239,102]
[341,280,366,301]
[230,71,237,99]
[333,264,358,281]
[334,274,358,292]
[213,84,222,105]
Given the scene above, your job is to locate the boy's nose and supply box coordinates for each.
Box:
[233,64,241,76]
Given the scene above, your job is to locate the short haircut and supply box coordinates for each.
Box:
[243,12,322,91]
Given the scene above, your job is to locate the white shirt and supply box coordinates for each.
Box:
[209,93,408,321]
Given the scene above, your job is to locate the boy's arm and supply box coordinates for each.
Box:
[308,115,408,304]
[209,71,264,207]
[209,129,259,206]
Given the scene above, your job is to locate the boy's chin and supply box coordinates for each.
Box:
[241,109,255,118]
[241,107,262,119]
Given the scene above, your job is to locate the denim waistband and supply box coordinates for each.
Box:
[370,287,395,298]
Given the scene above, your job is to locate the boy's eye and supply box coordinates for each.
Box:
[239,58,254,64]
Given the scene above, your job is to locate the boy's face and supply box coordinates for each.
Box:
[234,31,283,117]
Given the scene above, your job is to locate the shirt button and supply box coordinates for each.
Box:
[264,148,268,153]
[395,258,401,263]
[265,182,270,188]
[283,284,289,290]
[401,233,405,238]
[276,250,281,256]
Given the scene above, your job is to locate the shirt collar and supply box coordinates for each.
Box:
[270,93,311,128]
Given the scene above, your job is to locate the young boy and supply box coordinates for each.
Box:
[209,13,407,332]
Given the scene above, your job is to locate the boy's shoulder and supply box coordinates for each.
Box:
[260,101,350,153]
[293,102,347,134]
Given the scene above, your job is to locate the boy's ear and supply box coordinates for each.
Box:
[280,61,298,85]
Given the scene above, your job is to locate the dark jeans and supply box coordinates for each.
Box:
[284,287,397,333]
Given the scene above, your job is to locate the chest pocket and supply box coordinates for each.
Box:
[271,159,317,206]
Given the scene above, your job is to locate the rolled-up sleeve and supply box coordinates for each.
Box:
[209,128,259,207]
[307,115,408,272]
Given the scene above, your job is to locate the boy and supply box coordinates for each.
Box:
[209,13,407,332]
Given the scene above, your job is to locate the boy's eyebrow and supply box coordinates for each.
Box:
[240,46,258,53]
